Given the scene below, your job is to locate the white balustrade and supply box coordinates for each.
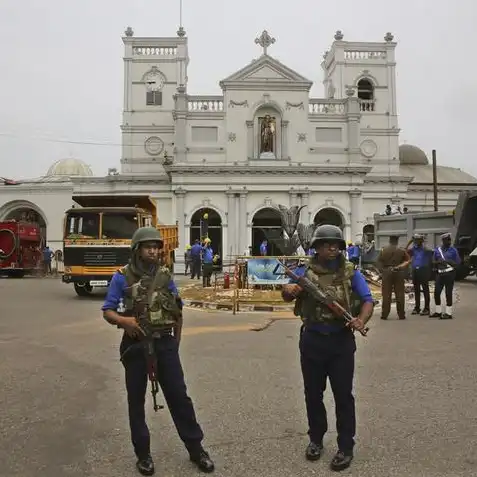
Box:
[188,98,224,112]
[132,46,177,56]
[309,100,345,114]
[360,100,375,112]
[344,50,386,60]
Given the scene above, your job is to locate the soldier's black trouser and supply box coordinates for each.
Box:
[434,271,456,306]
[202,263,213,287]
[120,333,204,459]
[191,258,201,279]
[299,326,357,453]
[412,267,430,311]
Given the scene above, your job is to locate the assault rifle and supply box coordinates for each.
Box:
[135,305,164,412]
[274,259,369,337]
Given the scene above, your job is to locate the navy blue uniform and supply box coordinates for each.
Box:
[409,244,432,312]
[102,273,204,460]
[292,264,373,454]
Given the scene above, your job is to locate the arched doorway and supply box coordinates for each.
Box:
[362,224,375,243]
[313,207,345,229]
[189,208,223,258]
[0,201,47,245]
[251,207,283,256]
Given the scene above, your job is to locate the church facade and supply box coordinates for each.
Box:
[1,29,476,263]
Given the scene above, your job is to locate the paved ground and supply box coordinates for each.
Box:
[0,277,476,477]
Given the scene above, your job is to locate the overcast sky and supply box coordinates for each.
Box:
[0,0,475,179]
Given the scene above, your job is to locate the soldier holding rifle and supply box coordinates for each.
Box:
[102,227,215,476]
[281,225,374,472]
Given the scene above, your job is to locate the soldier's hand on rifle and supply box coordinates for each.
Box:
[347,317,365,332]
[120,316,146,339]
[282,284,302,301]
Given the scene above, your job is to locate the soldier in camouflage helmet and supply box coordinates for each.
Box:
[102,227,215,475]
[282,224,374,472]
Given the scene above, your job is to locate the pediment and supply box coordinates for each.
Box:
[219,54,312,90]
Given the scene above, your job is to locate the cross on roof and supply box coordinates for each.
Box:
[255,30,276,55]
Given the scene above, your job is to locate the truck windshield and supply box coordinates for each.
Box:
[101,213,139,239]
[65,213,100,239]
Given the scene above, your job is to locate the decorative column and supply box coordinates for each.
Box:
[281,120,289,159]
[289,189,299,207]
[345,88,361,164]
[226,190,237,259]
[246,121,254,159]
[349,188,363,243]
[174,187,187,273]
[301,191,310,222]
[173,86,188,163]
[239,191,248,252]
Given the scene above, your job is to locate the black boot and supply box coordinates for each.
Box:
[411,308,420,315]
[136,455,155,476]
[190,449,215,473]
[305,442,323,461]
[430,312,441,318]
[420,308,430,316]
[440,313,453,319]
[330,450,353,471]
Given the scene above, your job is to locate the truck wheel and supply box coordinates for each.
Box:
[74,283,93,296]
[9,270,25,278]
[456,264,470,281]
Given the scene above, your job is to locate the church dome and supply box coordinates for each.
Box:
[399,144,429,165]
[46,158,93,177]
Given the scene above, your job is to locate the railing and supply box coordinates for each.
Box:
[188,96,224,112]
[360,100,375,112]
[344,50,386,60]
[309,99,345,114]
[132,46,177,56]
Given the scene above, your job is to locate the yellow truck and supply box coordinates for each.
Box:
[62,195,178,296]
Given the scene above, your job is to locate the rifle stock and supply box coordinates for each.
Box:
[275,260,369,337]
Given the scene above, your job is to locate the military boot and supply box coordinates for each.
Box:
[189,448,215,473]
[136,455,155,476]
[330,450,353,471]
[305,442,323,461]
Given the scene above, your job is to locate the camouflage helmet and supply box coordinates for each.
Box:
[131,227,163,250]
[310,224,346,250]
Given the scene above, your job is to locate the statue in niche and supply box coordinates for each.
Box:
[260,115,276,154]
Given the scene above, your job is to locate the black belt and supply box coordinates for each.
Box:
[152,328,173,337]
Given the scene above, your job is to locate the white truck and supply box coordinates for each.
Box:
[373,191,477,280]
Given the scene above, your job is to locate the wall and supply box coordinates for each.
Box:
[0,184,74,251]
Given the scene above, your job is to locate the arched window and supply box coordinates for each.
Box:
[357,78,374,111]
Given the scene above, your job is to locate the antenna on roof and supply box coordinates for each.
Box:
[177,0,186,37]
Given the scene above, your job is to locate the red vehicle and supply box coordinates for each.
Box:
[0,220,42,277]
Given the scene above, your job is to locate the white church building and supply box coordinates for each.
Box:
[1,28,476,263]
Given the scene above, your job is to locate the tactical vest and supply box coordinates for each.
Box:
[295,259,362,325]
[119,264,182,332]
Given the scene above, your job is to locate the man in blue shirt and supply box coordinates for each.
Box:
[102,227,214,475]
[406,234,432,315]
[201,240,214,287]
[189,239,202,280]
[430,232,461,319]
[282,225,374,472]
[259,240,268,256]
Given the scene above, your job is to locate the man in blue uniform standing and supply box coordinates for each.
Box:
[102,227,215,475]
[201,239,214,287]
[281,225,374,472]
[430,232,460,319]
[406,234,432,315]
[260,239,268,256]
[190,239,202,280]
